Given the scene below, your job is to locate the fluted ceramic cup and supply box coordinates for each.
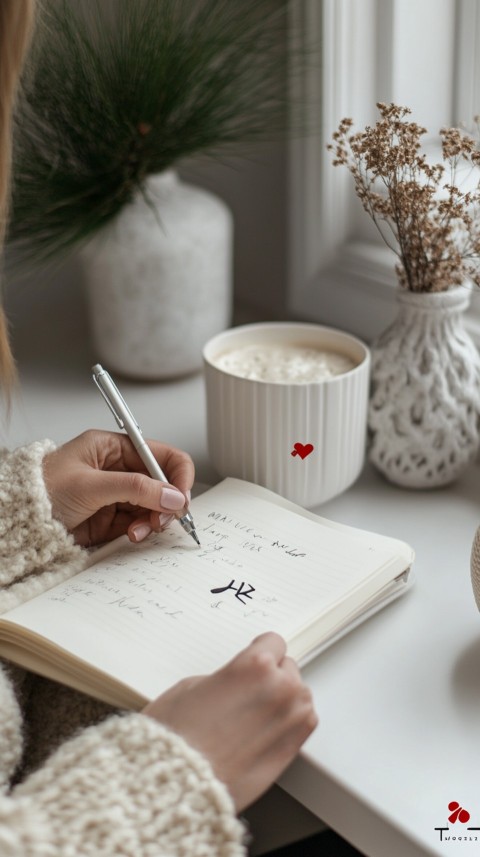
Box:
[203,322,370,507]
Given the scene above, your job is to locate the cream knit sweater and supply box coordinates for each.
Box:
[0,439,246,856]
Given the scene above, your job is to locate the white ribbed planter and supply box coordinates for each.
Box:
[368,287,480,488]
[81,170,233,379]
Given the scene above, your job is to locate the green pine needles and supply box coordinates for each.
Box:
[9,0,298,264]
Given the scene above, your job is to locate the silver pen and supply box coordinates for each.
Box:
[92,363,200,546]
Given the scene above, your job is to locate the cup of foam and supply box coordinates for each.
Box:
[203,321,370,507]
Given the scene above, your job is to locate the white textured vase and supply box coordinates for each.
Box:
[81,170,233,379]
[368,287,480,488]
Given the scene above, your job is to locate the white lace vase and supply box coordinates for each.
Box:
[80,170,233,379]
[368,287,480,488]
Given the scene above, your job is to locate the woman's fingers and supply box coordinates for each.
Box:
[143,632,318,812]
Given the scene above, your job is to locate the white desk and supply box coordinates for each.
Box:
[6,318,480,857]
[279,464,480,857]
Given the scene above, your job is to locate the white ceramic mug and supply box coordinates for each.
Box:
[203,322,370,507]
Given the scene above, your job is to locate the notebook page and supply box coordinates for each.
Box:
[221,478,415,562]
[0,481,399,700]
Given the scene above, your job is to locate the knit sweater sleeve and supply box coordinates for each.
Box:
[0,441,87,610]
[2,712,246,856]
[0,444,247,854]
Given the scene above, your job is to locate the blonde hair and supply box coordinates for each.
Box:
[0,1,35,391]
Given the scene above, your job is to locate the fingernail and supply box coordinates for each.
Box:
[161,487,185,511]
[131,523,152,542]
[159,513,174,529]
[185,489,191,504]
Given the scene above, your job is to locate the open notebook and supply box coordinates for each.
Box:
[0,478,414,708]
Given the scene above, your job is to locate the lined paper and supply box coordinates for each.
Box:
[0,478,403,700]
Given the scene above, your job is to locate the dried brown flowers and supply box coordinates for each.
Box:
[328,102,480,292]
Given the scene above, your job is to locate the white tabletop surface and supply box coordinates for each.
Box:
[279,463,480,857]
[5,303,480,857]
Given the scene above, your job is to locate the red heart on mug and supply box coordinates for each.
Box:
[291,442,314,460]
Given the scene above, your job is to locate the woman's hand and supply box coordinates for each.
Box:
[42,429,194,547]
[142,632,318,813]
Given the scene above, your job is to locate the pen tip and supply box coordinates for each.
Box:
[192,531,201,546]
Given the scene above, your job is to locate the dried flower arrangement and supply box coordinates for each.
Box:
[328,102,480,292]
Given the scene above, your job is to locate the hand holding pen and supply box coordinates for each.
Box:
[42,428,195,546]
[92,364,200,545]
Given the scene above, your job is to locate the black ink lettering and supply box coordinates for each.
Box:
[211,579,235,593]
[128,579,152,594]
[202,524,229,542]
[206,512,264,539]
[210,579,255,604]
[207,512,231,524]
[109,596,144,617]
[198,544,224,557]
[271,540,306,558]
[243,609,269,618]
[219,556,244,569]
[234,523,263,539]
[241,541,262,553]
